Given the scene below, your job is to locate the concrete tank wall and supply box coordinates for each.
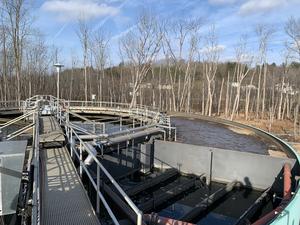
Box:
[154,140,296,190]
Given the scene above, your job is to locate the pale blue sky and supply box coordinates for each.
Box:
[32,0,300,66]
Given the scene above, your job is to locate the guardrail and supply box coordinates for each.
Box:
[0,102,41,225]
[0,100,21,108]
[67,100,168,126]
[0,95,170,126]
[31,110,40,225]
[0,95,175,225]
[181,114,300,225]
[0,109,36,140]
[65,125,143,225]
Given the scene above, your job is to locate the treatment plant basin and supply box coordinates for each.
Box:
[0,96,299,225]
[172,116,272,154]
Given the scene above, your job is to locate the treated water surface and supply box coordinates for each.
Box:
[172,117,272,154]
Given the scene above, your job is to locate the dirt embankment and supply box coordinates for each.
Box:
[232,118,300,154]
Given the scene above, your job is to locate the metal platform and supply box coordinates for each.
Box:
[40,146,100,225]
[40,116,65,143]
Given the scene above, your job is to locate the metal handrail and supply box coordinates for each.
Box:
[0,110,35,130]
[6,123,34,140]
[31,110,40,225]
[68,126,143,225]
[0,95,171,127]
[0,95,175,225]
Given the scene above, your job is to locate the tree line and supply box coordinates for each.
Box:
[0,2,299,133]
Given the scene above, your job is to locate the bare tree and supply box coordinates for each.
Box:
[285,17,300,60]
[24,34,49,97]
[255,24,274,119]
[2,0,31,102]
[178,23,200,112]
[244,70,255,120]
[0,23,9,101]
[69,50,78,100]
[162,18,201,111]
[91,29,109,101]
[230,36,252,120]
[203,25,221,116]
[217,77,224,115]
[121,12,163,108]
[77,19,90,102]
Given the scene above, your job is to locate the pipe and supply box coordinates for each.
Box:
[234,187,271,225]
[180,180,238,222]
[283,163,292,200]
[144,213,195,225]
[84,142,97,165]
[251,163,292,225]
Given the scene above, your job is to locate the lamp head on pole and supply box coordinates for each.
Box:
[53,63,64,73]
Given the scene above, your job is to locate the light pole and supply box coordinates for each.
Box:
[54,63,64,120]
[54,63,64,100]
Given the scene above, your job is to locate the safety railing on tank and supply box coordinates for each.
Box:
[31,109,41,225]
[0,110,36,140]
[65,124,143,225]
[0,95,176,225]
[0,95,171,127]
[66,100,169,126]
[0,100,41,225]
[0,100,22,110]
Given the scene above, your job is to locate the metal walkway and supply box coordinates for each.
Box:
[40,116,65,143]
[0,96,172,225]
[40,117,100,225]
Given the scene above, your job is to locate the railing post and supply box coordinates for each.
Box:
[80,141,83,177]
[32,109,40,225]
[96,165,100,215]
[137,211,142,225]
[120,117,122,131]
[169,117,171,140]
[70,130,73,158]
[59,106,62,125]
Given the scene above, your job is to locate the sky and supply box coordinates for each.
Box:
[32,0,300,67]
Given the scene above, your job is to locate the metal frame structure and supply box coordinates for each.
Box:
[1,95,298,225]
[0,95,176,225]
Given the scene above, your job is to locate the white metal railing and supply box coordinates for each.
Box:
[0,95,176,225]
[66,100,168,126]
[65,125,143,225]
[0,95,171,127]
[0,100,41,224]
[0,110,36,140]
[0,100,22,110]
[31,110,40,225]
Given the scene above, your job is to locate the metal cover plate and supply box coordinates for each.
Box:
[0,140,27,216]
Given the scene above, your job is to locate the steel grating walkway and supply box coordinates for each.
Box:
[40,116,100,225]
[40,147,100,225]
[40,116,65,143]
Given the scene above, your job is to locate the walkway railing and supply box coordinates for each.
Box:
[0,109,36,140]
[0,95,170,126]
[0,95,177,225]
[0,100,21,110]
[0,102,41,225]
[31,109,40,225]
[65,125,143,225]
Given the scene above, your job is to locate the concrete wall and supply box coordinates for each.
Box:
[154,140,296,190]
